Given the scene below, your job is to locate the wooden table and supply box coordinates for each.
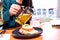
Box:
[5,22,60,40]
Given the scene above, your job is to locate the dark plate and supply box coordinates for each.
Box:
[12,27,43,39]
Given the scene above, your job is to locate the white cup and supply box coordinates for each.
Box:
[30,18,41,27]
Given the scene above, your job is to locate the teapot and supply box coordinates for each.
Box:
[15,7,33,25]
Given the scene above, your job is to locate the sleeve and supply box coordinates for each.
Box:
[2,0,10,22]
[1,0,17,28]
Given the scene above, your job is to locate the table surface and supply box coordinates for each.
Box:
[5,22,60,40]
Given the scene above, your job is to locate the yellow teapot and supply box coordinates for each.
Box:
[15,7,33,25]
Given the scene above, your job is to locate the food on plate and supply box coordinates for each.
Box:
[19,24,38,35]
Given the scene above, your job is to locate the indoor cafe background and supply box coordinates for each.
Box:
[32,0,59,21]
[0,0,60,21]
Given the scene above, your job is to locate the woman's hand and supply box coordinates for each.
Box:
[9,4,21,16]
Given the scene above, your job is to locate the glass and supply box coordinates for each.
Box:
[48,8,54,17]
[0,19,3,28]
[15,7,33,25]
[0,2,3,30]
[30,18,41,27]
[42,9,46,16]
[0,2,4,38]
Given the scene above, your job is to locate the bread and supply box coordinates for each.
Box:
[19,24,38,35]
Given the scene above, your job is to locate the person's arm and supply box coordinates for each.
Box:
[2,0,16,28]
[2,0,10,22]
[2,0,22,28]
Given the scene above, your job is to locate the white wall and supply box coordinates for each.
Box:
[57,0,60,18]
[32,0,58,9]
[0,0,1,3]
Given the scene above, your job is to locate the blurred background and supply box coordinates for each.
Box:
[0,0,60,22]
[32,0,60,23]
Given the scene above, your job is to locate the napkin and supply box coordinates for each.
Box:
[0,27,3,30]
[0,34,10,40]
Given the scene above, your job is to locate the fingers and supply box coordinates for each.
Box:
[10,8,17,15]
[11,4,21,11]
[9,4,21,16]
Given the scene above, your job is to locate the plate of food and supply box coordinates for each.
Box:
[12,24,43,39]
